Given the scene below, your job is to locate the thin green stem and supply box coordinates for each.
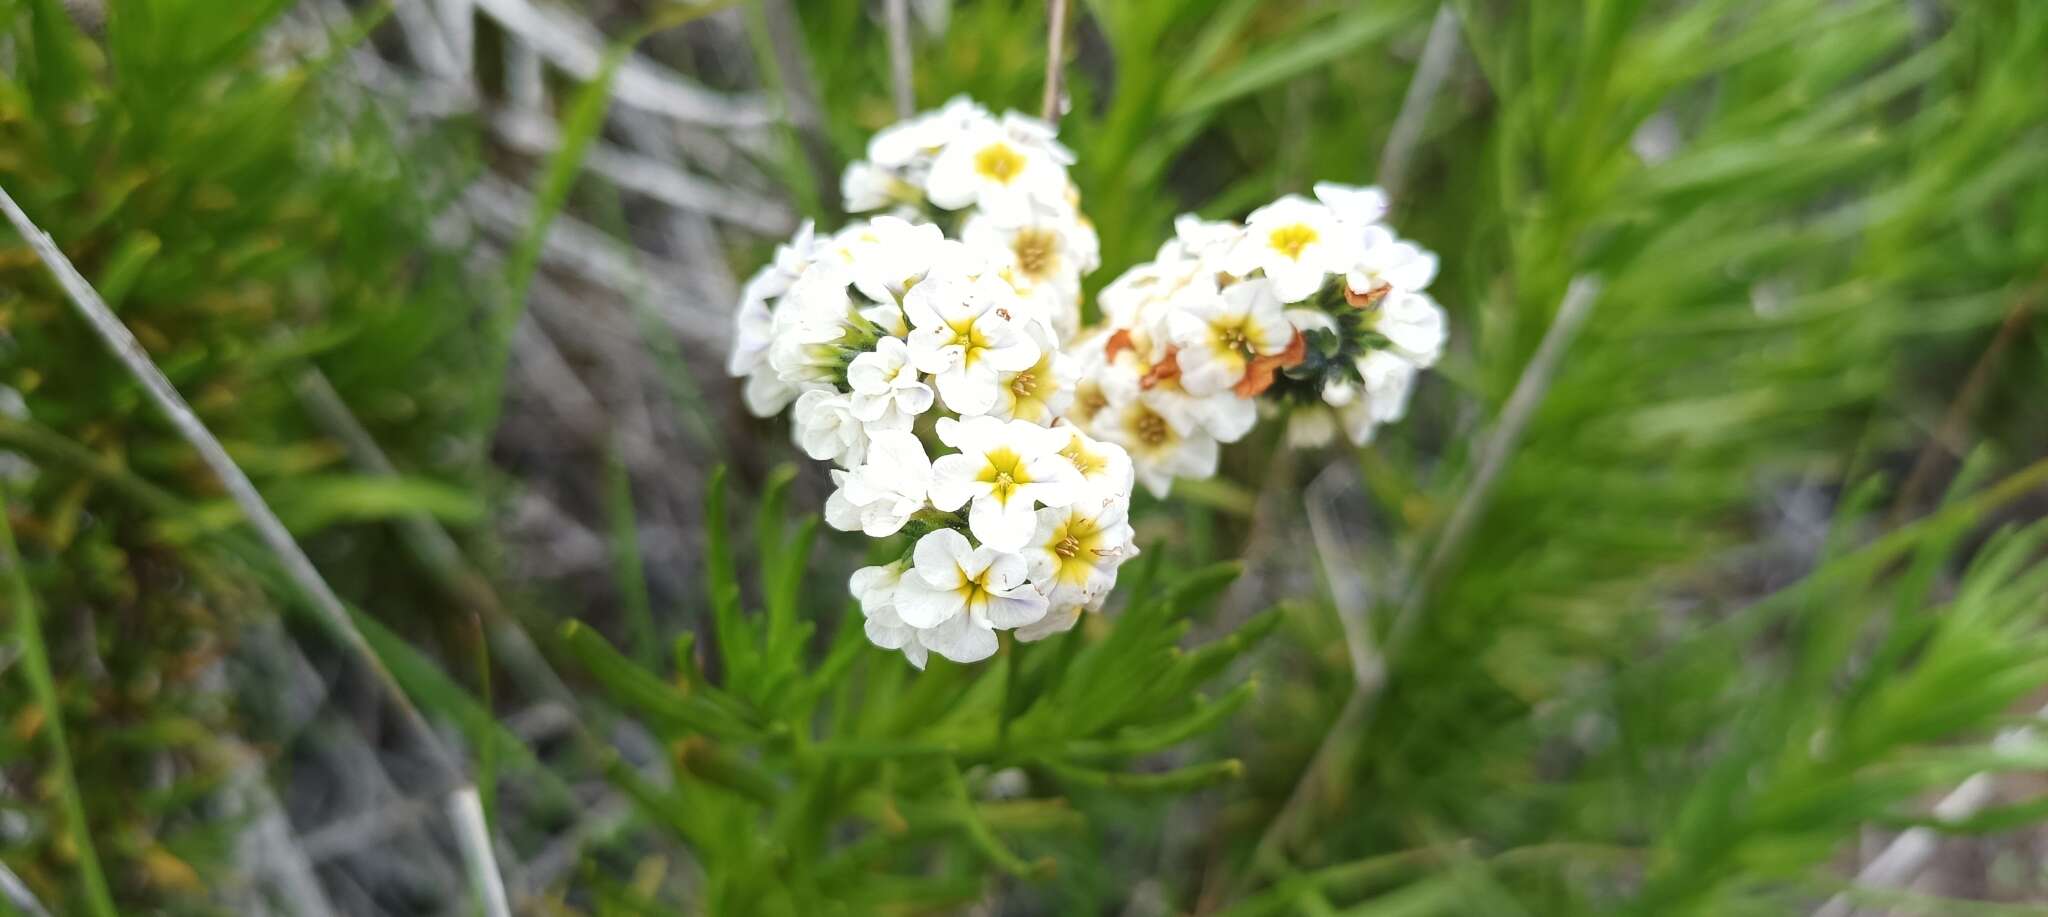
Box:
[1,493,118,917]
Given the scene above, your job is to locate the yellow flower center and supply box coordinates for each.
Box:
[1012,228,1059,279]
[1045,515,1105,583]
[1211,316,1258,356]
[1060,435,1107,478]
[1268,223,1319,261]
[954,565,997,608]
[948,317,994,365]
[974,143,1027,184]
[1074,383,1108,419]
[1134,408,1171,447]
[975,446,1032,502]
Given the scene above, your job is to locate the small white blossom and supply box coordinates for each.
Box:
[1023,497,1136,611]
[1098,396,1219,498]
[846,336,935,424]
[929,416,1080,552]
[1313,181,1390,229]
[1167,278,1294,396]
[824,430,934,537]
[924,113,1069,218]
[851,563,928,669]
[894,528,1048,663]
[1339,350,1420,444]
[1374,290,1448,366]
[792,390,872,468]
[1049,426,1134,503]
[990,323,1076,425]
[963,202,1099,338]
[1345,226,1438,301]
[1225,195,1360,303]
[905,272,1042,416]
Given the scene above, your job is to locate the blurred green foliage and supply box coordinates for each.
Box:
[0,0,485,911]
[1,0,2046,914]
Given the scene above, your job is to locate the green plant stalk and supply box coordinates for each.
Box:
[1,492,117,917]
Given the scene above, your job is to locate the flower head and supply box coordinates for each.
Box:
[924,113,1070,218]
[1167,278,1294,396]
[930,416,1080,552]
[905,271,1043,416]
[894,528,1049,663]
[1023,497,1136,610]
[851,563,929,669]
[824,430,934,537]
[846,336,935,425]
[1225,195,1360,303]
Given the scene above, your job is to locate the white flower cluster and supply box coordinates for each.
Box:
[1062,184,1448,496]
[728,99,1136,668]
[730,99,1450,666]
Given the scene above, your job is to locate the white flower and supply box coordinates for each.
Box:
[929,416,1080,552]
[846,337,935,424]
[842,160,923,213]
[1313,182,1389,229]
[745,372,809,417]
[1167,278,1294,396]
[904,272,1042,416]
[729,269,782,378]
[1169,214,1245,264]
[836,216,952,306]
[769,267,875,387]
[962,202,1099,338]
[989,323,1076,425]
[924,113,1068,217]
[1049,426,1134,502]
[729,221,816,385]
[1023,497,1136,610]
[1345,226,1438,301]
[1098,396,1219,497]
[1014,604,1084,642]
[1338,349,1420,444]
[1374,291,1448,366]
[824,430,934,537]
[894,528,1048,663]
[792,390,870,467]
[851,564,929,668]
[1225,194,1360,303]
[870,96,987,169]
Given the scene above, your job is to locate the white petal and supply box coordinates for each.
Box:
[918,612,999,663]
[894,576,965,629]
[983,589,1049,629]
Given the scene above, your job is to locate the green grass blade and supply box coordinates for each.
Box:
[1,493,118,917]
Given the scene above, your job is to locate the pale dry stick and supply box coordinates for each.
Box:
[390,0,464,88]
[469,0,773,130]
[1812,701,2048,917]
[1240,276,1604,887]
[0,183,472,791]
[438,0,476,79]
[0,860,52,917]
[885,0,916,119]
[225,743,341,917]
[1042,0,1069,122]
[490,108,798,234]
[1305,465,1381,687]
[449,788,514,917]
[1377,4,1464,201]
